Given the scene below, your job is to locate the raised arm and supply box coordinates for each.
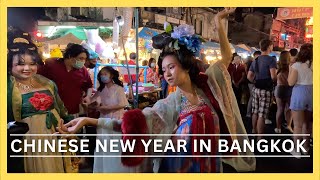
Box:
[214,8,235,67]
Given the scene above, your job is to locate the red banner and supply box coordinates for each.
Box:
[277,7,313,20]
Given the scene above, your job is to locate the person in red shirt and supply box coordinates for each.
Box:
[123,52,137,84]
[230,54,246,106]
[37,44,93,116]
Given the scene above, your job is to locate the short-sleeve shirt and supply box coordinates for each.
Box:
[249,55,277,80]
[291,61,313,85]
[96,84,128,119]
[37,58,93,114]
[229,63,246,84]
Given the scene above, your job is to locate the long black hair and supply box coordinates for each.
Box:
[97,66,123,92]
[152,32,202,85]
[7,28,42,75]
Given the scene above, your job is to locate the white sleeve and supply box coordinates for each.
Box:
[97,118,120,129]
[291,62,299,70]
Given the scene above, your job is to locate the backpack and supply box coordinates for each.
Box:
[254,57,274,91]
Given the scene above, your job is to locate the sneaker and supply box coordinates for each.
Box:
[265,119,272,125]
[290,149,302,159]
[274,128,281,134]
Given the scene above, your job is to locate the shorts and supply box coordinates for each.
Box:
[274,85,292,99]
[290,85,313,111]
[252,87,272,118]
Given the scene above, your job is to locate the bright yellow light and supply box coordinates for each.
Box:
[218,55,222,60]
[42,53,50,59]
[306,17,313,26]
[206,56,215,61]
[306,34,313,38]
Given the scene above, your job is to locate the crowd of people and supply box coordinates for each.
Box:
[228,40,313,158]
[7,7,312,173]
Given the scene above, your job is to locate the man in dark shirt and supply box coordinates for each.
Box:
[38,44,93,116]
[230,55,246,106]
[246,51,261,118]
[247,39,277,138]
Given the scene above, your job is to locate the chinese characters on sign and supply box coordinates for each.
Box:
[277,7,313,20]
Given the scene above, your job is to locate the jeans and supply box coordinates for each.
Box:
[160,79,168,99]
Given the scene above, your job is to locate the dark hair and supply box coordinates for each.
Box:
[277,51,290,74]
[152,32,201,84]
[253,51,261,57]
[7,29,42,74]
[129,52,136,60]
[296,43,312,67]
[289,48,298,57]
[141,60,148,66]
[232,53,239,60]
[259,39,273,51]
[97,66,123,92]
[63,44,89,60]
[148,58,156,68]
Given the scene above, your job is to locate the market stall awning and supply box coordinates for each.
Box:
[231,44,249,53]
[45,33,82,45]
[251,47,260,51]
[138,27,159,40]
[237,44,254,53]
[201,41,220,49]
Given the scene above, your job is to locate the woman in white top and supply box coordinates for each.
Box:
[88,66,137,172]
[288,43,313,158]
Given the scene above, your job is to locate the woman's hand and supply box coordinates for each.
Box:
[215,7,236,21]
[82,96,91,105]
[56,117,88,134]
[214,7,236,67]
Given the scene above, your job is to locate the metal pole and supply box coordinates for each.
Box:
[119,21,135,107]
[134,7,139,108]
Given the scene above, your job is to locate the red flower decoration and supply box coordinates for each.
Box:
[29,92,53,111]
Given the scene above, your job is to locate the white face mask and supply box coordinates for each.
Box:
[150,63,156,68]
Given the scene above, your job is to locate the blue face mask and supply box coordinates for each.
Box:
[100,75,111,83]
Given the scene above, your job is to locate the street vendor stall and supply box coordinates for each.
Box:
[117,27,160,64]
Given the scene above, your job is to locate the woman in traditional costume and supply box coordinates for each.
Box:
[7,30,74,173]
[58,8,256,173]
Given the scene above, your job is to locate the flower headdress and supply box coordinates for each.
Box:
[159,22,205,57]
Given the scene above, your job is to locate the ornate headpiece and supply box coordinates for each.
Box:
[162,22,204,57]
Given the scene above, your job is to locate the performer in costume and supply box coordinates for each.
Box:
[7,30,75,173]
[58,8,256,173]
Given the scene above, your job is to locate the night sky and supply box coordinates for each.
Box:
[8,8,45,33]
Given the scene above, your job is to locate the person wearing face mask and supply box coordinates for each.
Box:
[57,8,256,173]
[84,49,100,90]
[85,49,99,69]
[146,58,159,85]
[7,29,74,173]
[37,44,93,117]
[82,66,133,172]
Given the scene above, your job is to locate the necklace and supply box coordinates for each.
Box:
[16,78,35,92]
[181,87,200,105]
